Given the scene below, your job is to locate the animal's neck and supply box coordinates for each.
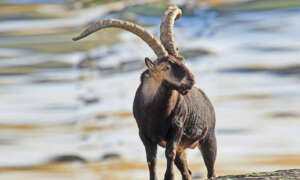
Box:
[141,78,179,118]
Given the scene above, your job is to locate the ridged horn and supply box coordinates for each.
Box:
[160,6,182,58]
[73,19,168,58]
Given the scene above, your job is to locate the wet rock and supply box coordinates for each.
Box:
[121,3,169,17]
[97,59,144,75]
[78,88,100,105]
[78,96,100,105]
[100,153,121,161]
[217,169,300,179]
[180,48,214,59]
[120,59,144,72]
[0,138,15,145]
[217,128,249,135]
[248,25,285,33]
[32,78,76,84]
[0,66,36,75]
[192,173,203,179]
[30,61,73,69]
[49,154,87,163]
[212,0,300,12]
[242,44,299,52]
[220,65,300,76]
[216,94,273,102]
[267,111,300,119]
[98,65,119,75]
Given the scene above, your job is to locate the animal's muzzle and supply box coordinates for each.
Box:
[178,81,193,95]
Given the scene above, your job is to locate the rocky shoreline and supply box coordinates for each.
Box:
[217,169,300,180]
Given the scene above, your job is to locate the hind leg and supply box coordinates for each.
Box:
[199,132,217,179]
[174,150,192,180]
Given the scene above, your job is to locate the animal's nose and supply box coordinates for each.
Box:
[186,77,194,85]
[187,77,193,82]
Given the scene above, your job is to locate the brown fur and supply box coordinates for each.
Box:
[133,56,217,180]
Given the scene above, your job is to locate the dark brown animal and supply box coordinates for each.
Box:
[73,6,217,180]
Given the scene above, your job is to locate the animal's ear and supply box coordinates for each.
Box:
[145,57,155,71]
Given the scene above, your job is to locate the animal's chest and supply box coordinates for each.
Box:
[142,108,183,147]
[143,116,171,142]
[140,80,159,105]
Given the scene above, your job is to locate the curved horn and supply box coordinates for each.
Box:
[73,19,168,58]
[160,6,182,58]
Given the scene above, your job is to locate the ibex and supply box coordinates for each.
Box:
[73,6,217,180]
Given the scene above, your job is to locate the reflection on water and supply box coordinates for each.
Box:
[0,0,300,179]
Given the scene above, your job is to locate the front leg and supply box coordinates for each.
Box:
[164,121,184,180]
[139,132,158,180]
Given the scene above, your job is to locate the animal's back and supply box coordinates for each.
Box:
[182,87,215,140]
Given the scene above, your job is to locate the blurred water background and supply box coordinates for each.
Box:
[0,0,300,179]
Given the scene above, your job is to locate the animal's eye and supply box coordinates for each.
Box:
[163,65,170,71]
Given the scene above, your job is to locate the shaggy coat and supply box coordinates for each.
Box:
[133,56,217,180]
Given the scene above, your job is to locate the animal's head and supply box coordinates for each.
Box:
[72,6,194,94]
[144,56,194,95]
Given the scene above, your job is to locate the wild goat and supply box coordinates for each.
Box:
[73,6,217,180]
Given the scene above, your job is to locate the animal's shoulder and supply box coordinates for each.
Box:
[195,87,211,102]
[183,87,214,111]
[185,87,209,101]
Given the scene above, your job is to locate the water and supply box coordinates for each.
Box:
[0,0,73,4]
[0,1,300,179]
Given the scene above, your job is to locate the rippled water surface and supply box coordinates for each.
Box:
[0,1,300,179]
